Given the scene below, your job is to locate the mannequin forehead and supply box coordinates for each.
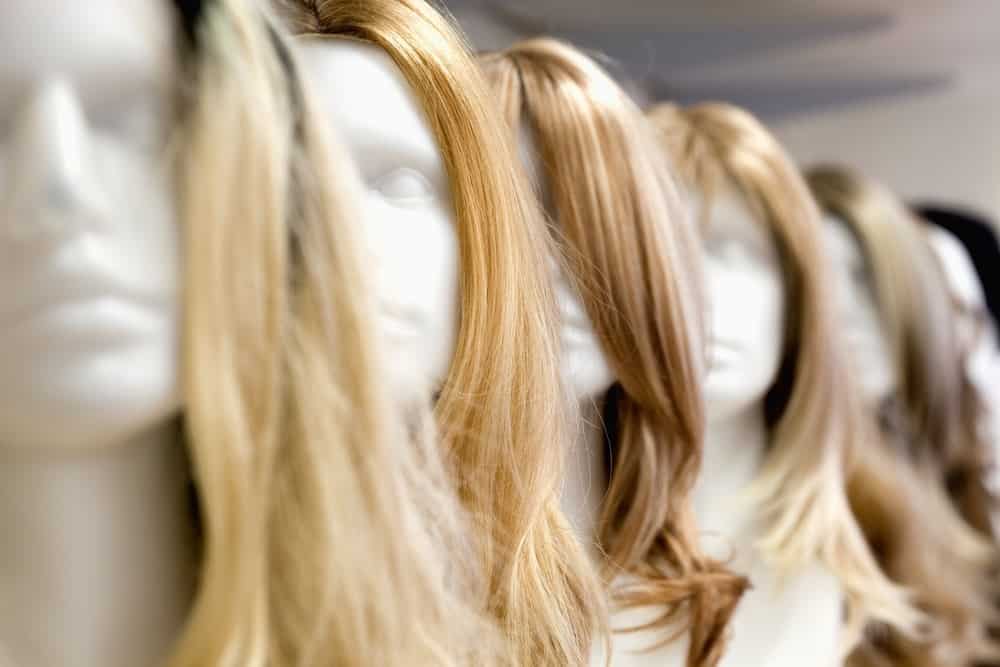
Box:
[297,38,444,179]
[0,0,176,107]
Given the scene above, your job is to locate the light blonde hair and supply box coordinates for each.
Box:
[275,2,606,665]
[167,1,497,664]
[807,165,1000,666]
[480,39,748,667]
[647,102,924,652]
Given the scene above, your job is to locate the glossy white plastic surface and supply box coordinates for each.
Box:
[0,2,194,666]
[297,37,460,405]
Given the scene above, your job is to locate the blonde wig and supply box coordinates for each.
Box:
[807,165,999,542]
[165,1,498,664]
[647,102,924,650]
[275,2,606,665]
[845,430,1000,667]
[480,38,748,667]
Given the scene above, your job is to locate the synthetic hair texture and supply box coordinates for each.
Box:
[167,1,499,664]
[647,102,925,653]
[274,2,607,665]
[807,166,999,542]
[480,39,748,667]
[845,426,1000,667]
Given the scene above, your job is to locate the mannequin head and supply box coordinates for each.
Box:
[519,124,616,403]
[918,206,1000,339]
[694,186,786,424]
[807,165,998,539]
[482,38,746,664]
[822,214,898,403]
[925,226,1000,407]
[649,102,922,649]
[0,0,179,451]
[278,3,604,664]
[296,37,458,404]
[807,167,963,461]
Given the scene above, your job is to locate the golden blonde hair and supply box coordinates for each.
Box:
[275,2,606,665]
[807,165,999,541]
[647,102,924,651]
[167,1,498,664]
[480,39,747,667]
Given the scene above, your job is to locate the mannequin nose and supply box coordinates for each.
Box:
[2,80,94,242]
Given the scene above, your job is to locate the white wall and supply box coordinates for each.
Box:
[771,81,1000,228]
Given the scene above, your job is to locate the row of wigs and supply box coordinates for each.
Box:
[646,103,1000,665]
[807,166,1000,667]
[648,103,1000,665]
[169,0,1000,664]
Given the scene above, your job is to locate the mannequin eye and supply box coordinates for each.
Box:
[373,167,434,203]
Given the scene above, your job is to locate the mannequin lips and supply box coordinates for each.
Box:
[0,261,170,330]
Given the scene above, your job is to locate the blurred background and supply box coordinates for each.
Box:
[443,0,1000,230]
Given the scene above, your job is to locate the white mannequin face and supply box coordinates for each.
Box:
[823,215,897,402]
[517,123,614,401]
[0,0,180,450]
[298,38,459,404]
[697,187,786,423]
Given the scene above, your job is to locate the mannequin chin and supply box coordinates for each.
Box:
[823,214,898,404]
[0,0,180,452]
[297,37,459,405]
[696,187,786,423]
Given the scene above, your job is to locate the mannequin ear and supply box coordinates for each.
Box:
[173,0,208,46]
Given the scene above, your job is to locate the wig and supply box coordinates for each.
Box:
[845,427,999,667]
[165,0,496,664]
[647,102,924,652]
[274,2,606,665]
[480,39,747,667]
[807,165,1000,666]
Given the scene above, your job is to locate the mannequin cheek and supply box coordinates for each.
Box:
[363,201,460,402]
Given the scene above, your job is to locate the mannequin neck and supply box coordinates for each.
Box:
[0,421,197,667]
[561,394,609,561]
[696,404,769,550]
